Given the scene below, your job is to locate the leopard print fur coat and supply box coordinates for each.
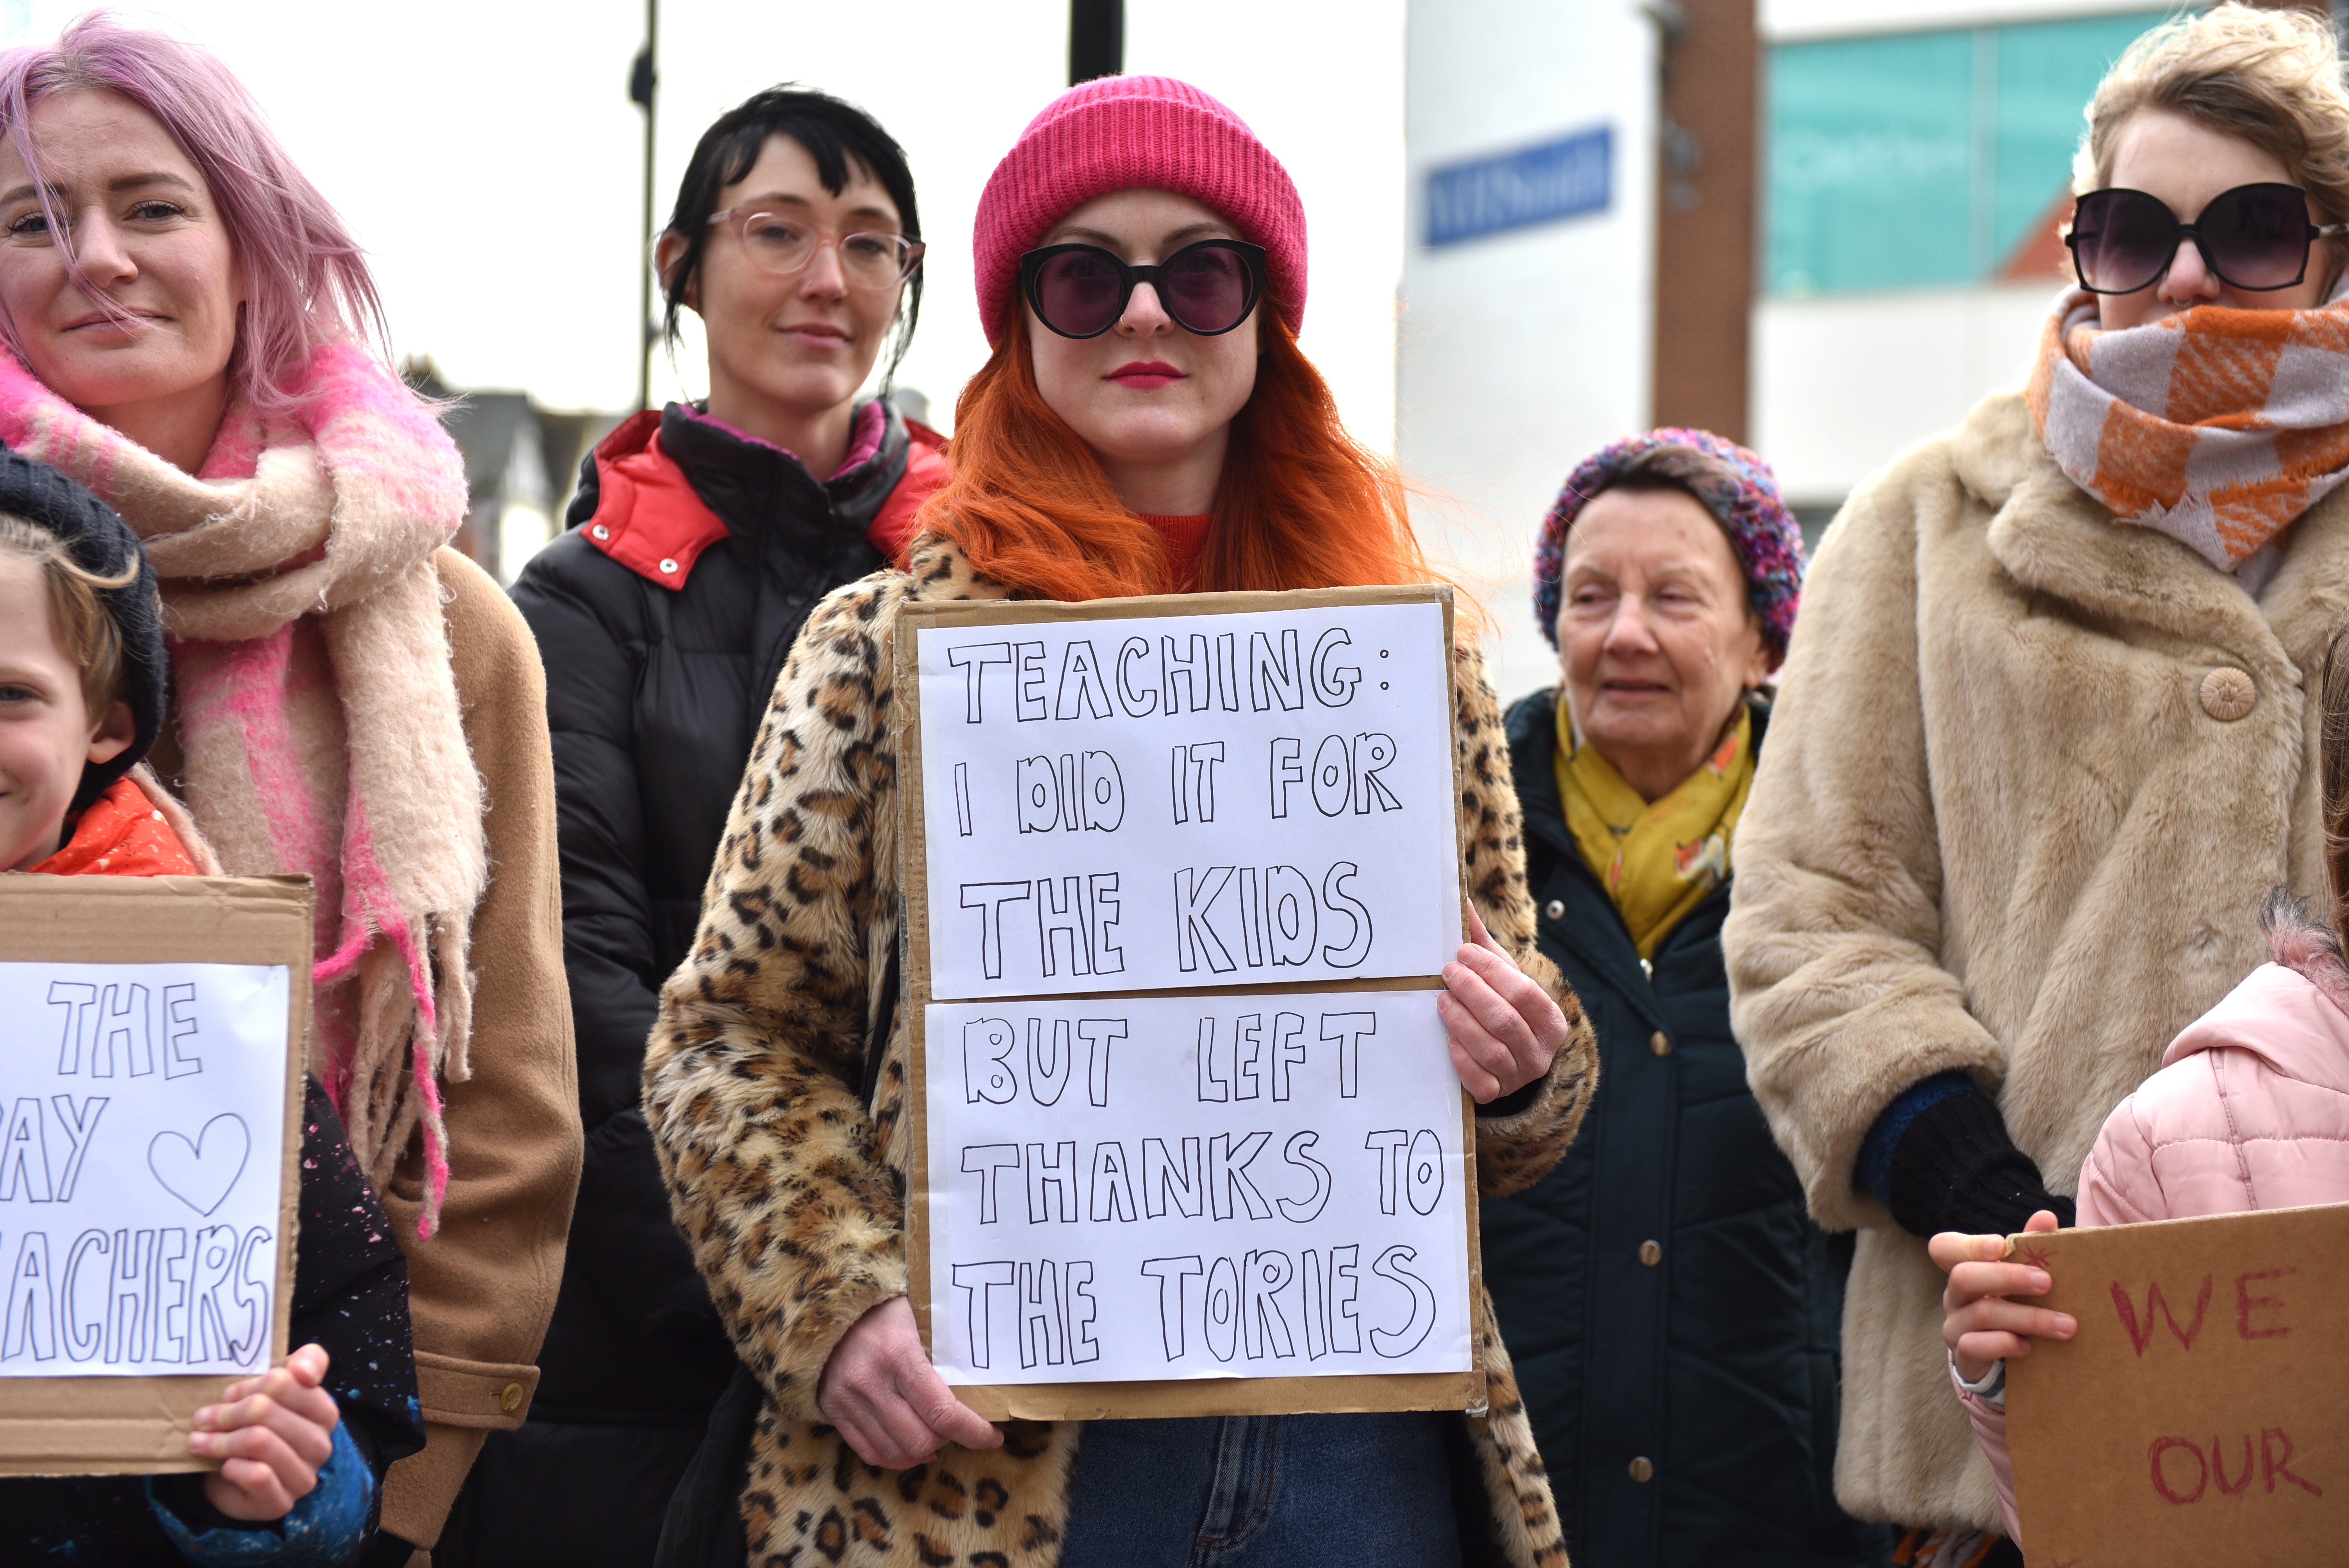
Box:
[643,536,1599,1566]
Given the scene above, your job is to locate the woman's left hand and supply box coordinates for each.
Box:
[1437,903,1566,1103]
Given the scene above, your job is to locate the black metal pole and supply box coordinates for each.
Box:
[630,0,659,412]
[1069,0,1122,86]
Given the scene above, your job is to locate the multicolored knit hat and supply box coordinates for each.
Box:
[1533,428,1804,660]
[973,75,1307,344]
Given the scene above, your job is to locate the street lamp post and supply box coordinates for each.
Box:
[630,0,658,412]
[1069,0,1122,85]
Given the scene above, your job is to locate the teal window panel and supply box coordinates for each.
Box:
[1764,9,2188,296]
[1766,29,1975,296]
[1992,12,2180,271]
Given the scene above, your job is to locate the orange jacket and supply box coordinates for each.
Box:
[31,773,198,877]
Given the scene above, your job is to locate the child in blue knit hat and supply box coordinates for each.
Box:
[0,451,424,1564]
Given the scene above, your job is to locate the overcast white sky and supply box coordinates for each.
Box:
[8,2,1408,448]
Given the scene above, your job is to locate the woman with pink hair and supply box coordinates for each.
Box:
[0,14,580,1561]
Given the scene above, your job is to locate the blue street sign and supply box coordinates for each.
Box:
[1426,125,1612,247]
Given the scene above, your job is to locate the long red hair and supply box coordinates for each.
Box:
[918,314,1435,600]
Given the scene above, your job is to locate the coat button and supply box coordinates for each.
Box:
[1639,1240,1662,1267]
[1649,1031,1671,1057]
[499,1382,524,1413]
[590,524,610,540]
[1629,1457,1655,1483]
[1544,899,1565,921]
[2201,667,2255,721]
[658,557,680,575]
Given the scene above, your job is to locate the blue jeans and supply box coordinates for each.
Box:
[1058,1412,1464,1568]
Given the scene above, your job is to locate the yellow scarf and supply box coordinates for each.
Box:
[1555,694,1754,959]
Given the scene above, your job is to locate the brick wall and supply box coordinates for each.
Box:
[1650,0,1757,442]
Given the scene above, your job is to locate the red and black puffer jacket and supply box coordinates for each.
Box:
[506,399,946,1440]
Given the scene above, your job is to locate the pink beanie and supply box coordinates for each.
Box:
[973,75,1307,345]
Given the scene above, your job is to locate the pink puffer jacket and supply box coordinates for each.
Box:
[1958,903,2349,1545]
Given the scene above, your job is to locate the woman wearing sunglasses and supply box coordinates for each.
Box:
[642,75,1595,1568]
[1723,8,2349,1565]
[490,87,946,1568]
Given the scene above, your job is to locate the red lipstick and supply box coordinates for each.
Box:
[1107,359,1184,388]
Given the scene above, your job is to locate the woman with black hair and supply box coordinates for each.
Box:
[461,86,945,1568]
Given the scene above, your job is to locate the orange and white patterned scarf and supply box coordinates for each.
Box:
[2026,285,2349,569]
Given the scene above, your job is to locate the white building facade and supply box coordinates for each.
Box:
[1753,0,2196,508]
[1399,0,1662,702]
[1395,0,2304,697]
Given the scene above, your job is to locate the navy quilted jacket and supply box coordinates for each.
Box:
[1483,690,1886,1568]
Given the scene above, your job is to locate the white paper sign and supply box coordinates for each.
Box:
[923,991,1472,1386]
[916,602,1461,1001]
[0,961,291,1377]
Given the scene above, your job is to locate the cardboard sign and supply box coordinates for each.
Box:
[923,992,1475,1392]
[2005,1203,2349,1566]
[0,876,309,1475]
[912,592,1461,1000]
[898,588,1481,1421]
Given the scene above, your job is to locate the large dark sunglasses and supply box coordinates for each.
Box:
[2067,182,2349,295]
[1019,239,1267,338]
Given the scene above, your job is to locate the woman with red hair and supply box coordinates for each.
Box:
[645,77,1595,1567]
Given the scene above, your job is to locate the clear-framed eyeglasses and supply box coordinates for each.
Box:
[706,208,924,290]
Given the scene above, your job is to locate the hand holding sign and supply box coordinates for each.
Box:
[0,875,309,1477]
[189,1342,340,1520]
[819,1296,1002,1469]
[1998,1203,2349,1564]
[1436,904,1565,1104]
[1932,1208,2076,1381]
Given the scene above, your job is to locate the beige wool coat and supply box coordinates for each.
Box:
[378,553,581,1553]
[1721,390,2349,1531]
[157,551,581,1559]
[643,536,1597,1567]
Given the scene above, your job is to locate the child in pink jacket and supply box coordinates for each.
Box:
[1931,887,2349,1546]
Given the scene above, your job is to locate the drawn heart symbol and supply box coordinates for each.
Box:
[148,1115,250,1217]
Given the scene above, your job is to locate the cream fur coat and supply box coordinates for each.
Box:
[1721,388,2349,1531]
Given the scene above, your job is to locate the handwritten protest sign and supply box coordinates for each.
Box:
[2005,1203,2349,1566]
[0,875,308,1475]
[921,992,1474,1399]
[912,591,1461,999]
[898,588,1481,1421]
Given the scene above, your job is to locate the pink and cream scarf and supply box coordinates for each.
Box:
[2026,283,2349,570]
[0,341,482,1236]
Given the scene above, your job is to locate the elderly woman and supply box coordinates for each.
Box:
[1484,431,1885,1568]
[1723,7,2349,1564]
